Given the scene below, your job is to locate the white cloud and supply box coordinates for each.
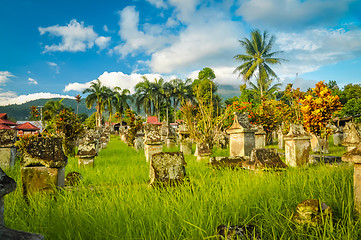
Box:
[47,62,60,74]
[237,0,354,29]
[145,0,168,8]
[0,71,14,86]
[274,27,361,77]
[103,25,109,32]
[64,71,178,93]
[0,92,74,106]
[39,19,110,52]
[28,77,38,85]
[95,36,111,49]
[114,6,175,57]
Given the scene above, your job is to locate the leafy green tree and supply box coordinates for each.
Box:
[135,76,154,116]
[249,76,281,100]
[233,30,284,97]
[170,78,193,122]
[43,99,66,116]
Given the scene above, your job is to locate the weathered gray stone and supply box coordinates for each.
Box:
[342,144,361,214]
[77,130,98,167]
[284,124,311,167]
[196,142,212,161]
[342,123,361,151]
[226,113,256,157]
[254,125,266,148]
[144,124,163,162]
[0,129,16,169]
[20,137,68,168]
[149,152,187,187]
[21,166,65,195]
[144,144,163,162]
[333,132,344,146]
[248,148,287,170]
[0,168,44,239]
[180,140,192,155]
[293,199,332,227]
[209,156,246,169]
[310,134,329,153]
[277,125,284,150]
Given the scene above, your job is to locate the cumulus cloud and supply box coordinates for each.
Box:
[0,92,74,106]
[237,0,354,30]
[274,27,361,78]
[95,36,111,49]
[39,19,111,52]
[0,71,14,85]
[64,71,178,93]
[28,77,38,85]
[114,6,175,57]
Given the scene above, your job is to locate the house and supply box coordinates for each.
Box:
[146,116,162,125]
[14,122,40,136]
[0,113,17,128]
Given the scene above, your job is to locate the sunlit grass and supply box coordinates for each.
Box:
[3,135,360,239]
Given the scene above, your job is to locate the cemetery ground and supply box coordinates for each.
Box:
[4,135,361,239]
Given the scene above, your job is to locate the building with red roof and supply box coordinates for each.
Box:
[0,113,17,127]
[146,116,162,125]
[15,122,40,136]
[0,123,12,130]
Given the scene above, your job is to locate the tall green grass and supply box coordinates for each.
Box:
[4,135,360,239]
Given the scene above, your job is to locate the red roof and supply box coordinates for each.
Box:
[0,113,7,119]
[0,118,17,126]
[146,116,162,125]
[0,123,11,129]
[15,122,40,131]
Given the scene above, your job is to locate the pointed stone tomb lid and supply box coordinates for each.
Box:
[227,112,253,132]
[343,123,361,146]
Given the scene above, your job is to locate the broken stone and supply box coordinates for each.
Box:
[217,224,260,240]
[65,172,83,186]
[209,156,246,169]
[293,199,332,227]
[248,148,287,170]
[310,134,329,153]
[149,152,187,187]
[0,167,44,239]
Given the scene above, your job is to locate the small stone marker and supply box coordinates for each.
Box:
[342,144,361,214]
[149,152,187,187]
[134,129,145,151]
[254,125,266,148]
[284,124,311,167]
[196,142,212,161]
[333,127,344,146]
[21,137,67,195]
[310,134,329,153]
[277,125,284,150]
[226,112,256,157]
[209,156,246,169]
[178,124,192,155]
[293,199,332,227]
[248,148,287,170]
[0,129,16,169]
[0,167,44,239]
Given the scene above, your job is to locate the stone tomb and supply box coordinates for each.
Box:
[342,123,361,152]
[134,129,145,151]
[0,129,16,169]
[254,125,266,148]
[144,124,163,162]
[77,129,98,167]
[226,112,256,157]
[284,124,311,167]
[342,144,361,215]
[149,152,187,187]
[21,137,67,195]
[0,167,44,239]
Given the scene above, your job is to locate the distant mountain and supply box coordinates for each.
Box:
[0,98,96,121]
[0,85,240,121]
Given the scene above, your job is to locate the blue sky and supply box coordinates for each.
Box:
[1,0,361,106]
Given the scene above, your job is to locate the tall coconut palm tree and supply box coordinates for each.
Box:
[152,78,165,121]
[171,78,193,121]
[83,79,108,127]
[233,30,284,97]
[135,76,154,116]
[75,94,82,115]
[44,98,66,116]
[113,87,131,123]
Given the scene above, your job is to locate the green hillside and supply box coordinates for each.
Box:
[0,98,96,121]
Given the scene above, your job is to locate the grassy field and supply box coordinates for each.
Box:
[4,135,360,239]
